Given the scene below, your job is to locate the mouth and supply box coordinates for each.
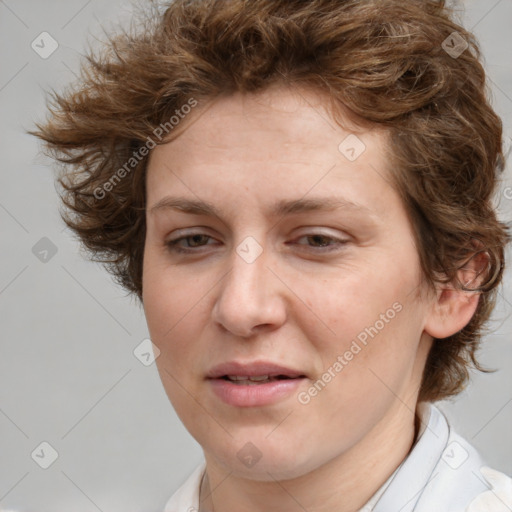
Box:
[219,374,305,385]
[206,361,308,407]
[207,360,307,380]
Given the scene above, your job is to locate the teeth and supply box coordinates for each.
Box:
[223,375,300,384]
[248,375,271,381]
[226,375,274,383]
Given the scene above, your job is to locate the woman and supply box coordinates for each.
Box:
[33,0,511,510]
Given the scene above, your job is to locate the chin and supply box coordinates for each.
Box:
[204,433,325,482]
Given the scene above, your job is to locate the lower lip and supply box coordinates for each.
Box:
[208,378,306,407]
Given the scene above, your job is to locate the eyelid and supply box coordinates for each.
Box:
[293,226,349,238]
[166,227,348,242]
[166,228,218,245]
[165,226,217,242]
[292,226,351,242]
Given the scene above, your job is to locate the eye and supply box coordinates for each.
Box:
[165,233,218,253]
[165,231,349,255]
[293,233,349,252]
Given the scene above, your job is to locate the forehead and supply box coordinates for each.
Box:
[145,85,397,221]
[164,86,366,152]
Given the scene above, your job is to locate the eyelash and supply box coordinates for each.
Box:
[165,233,349,254]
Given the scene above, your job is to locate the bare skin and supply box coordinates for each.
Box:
[142,84,481,512]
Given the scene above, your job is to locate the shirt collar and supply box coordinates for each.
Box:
[372,403,450,512]
[164,403,448,512]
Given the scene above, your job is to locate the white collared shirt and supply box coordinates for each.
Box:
[163,404,512,512]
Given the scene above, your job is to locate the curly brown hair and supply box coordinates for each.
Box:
[31,0,509,402]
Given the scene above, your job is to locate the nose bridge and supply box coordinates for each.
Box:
[212,237,286,336]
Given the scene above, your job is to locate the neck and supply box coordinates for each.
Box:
[199,401,420,512]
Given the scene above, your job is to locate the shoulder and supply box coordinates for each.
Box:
[415,405,512,512]
[464,465,512,512]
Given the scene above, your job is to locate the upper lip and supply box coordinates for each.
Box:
[207,361,306,379]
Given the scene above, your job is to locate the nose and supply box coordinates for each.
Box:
[211,244,287,338]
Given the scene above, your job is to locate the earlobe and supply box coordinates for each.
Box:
[424,249,489,340]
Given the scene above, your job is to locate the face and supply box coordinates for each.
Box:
[142,85,435,481]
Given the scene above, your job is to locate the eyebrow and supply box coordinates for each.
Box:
[149,196,376,219]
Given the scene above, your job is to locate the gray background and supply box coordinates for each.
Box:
[0,1,511,511]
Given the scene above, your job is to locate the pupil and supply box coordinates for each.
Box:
[191,235,206,246]
[310,235,328,246]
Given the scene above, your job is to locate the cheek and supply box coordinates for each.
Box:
[142,256,203,377]
[143,245,205,337]
[297,254,424,384]
[299,264,409,341]
[143,262,212,423]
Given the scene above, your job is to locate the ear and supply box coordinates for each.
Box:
[424,249,490,340]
